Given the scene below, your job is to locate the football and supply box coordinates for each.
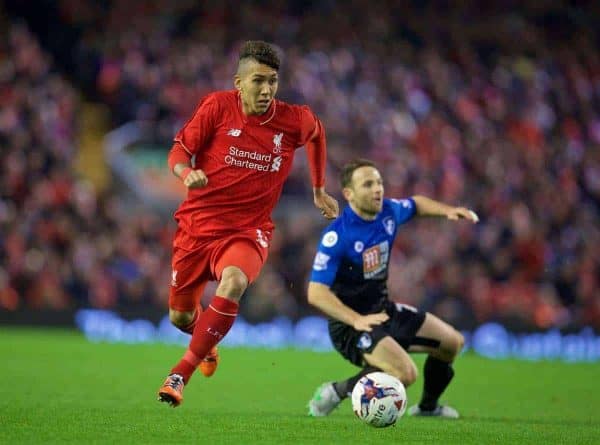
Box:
[351,372,407,427]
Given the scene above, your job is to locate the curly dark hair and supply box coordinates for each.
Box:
[238,40,281,71]
[341,159,377,188]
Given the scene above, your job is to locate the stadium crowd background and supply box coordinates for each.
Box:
[1,1,599,331]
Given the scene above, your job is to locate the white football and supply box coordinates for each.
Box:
[351,372,407,428]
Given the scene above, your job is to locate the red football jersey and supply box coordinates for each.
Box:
[172,90,325,238]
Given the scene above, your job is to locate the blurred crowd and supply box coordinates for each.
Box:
[2,1,600,330]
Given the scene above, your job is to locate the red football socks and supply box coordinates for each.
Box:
[171,296,239,382]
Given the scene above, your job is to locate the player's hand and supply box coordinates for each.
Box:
[353,312,389,332]
[183,169,208,189]
[313,188,339,219]
[447,207,479,223]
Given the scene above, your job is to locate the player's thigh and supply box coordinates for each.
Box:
[169,231,212,313]
[363,336,418,387]
[407,313,464,361]
[211,230,269,285]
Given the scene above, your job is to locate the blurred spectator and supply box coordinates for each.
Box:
[1,1,600,330]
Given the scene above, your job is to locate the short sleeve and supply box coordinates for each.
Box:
[390,198,417,225]
[173,94,220,155]
[309,228,344,286]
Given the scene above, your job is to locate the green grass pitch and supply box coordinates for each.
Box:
[1,328,598,444]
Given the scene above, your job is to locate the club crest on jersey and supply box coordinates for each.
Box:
[354,241,364,253]
[357,332,373,350]
[383,216,395,236]
[272,132,284,153]
[171,270,178,287]
[227,128,242,137]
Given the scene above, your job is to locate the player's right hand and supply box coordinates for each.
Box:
[183,169,208,188]
[353,312,389,332]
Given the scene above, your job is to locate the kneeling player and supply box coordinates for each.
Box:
[306,159,479,418]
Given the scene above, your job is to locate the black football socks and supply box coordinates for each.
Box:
[419,356,454,411]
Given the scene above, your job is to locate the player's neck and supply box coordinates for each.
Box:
[242,103,263,116]
[349,203,378,221]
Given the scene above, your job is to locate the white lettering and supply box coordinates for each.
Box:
[229,146,272,162]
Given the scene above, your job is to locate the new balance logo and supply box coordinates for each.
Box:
[227,128,242,137]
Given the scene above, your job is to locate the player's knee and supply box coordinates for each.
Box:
[217,267,248,300]
[456,330,465,354]
[387,362,418,387]
[169,309,194,328]
[441,329,464,361]
[401,362,418,387]
[448,330,465,359]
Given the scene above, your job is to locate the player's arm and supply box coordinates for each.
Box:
[300,107,339,219]
[167,94,220,189]
[168,144,208,188]
[307,282,388,332]
[412,195,479,223]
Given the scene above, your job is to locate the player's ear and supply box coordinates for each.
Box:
[234,75,242,91]
[342,187,353,201]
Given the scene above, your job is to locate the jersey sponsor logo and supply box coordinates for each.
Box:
[270,155,282,172]
[382,216,395,236]
[272,132,284,153]
[362,241,389,279]
[357,332,373,350]
[312,252,331,271]
[354,241,364,253]
[256,229,269,248]
[322,231,338,247]
[227,128,242,137]
[225,146,273,172]
[171,270,178,287]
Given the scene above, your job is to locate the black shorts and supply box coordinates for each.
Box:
[328,301,429,367]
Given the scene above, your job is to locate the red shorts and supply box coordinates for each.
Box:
[168,227,271,312]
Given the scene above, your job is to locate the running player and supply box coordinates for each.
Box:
[158,40,339,406]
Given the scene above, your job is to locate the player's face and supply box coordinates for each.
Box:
[235,60,279,115]
[346,166,384,219]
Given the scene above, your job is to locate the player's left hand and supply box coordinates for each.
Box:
[447,207,479,223]
[313,189,339,219]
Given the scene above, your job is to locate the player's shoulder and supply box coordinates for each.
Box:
[203,90,237,106]
[275,99,314,120]
[385,197,415,211]
[318,217,346,248]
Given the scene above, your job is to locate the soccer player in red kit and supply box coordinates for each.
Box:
[157,41,339,406]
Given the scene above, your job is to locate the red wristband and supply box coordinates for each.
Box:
[180,167,192,181]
